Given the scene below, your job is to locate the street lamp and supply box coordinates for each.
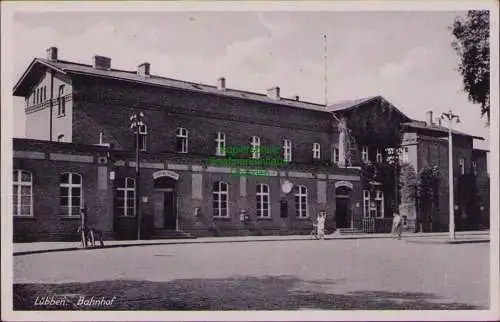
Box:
[130,112,145,240]
[441,110,460,240]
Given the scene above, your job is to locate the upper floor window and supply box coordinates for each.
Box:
[295,185,308,218]
[283,139,292,162]
[176,127,188,153]
[459,158,465,175]
[59,173,82,217]
[213,181,229,218]
[376,149,383,163]
[361,145,369,162]
[251,136,260,159]
[312,143,321,160]
[57,85,66,116]
[215,132,226,156]
[116,177,136,217]
[333,147,339,164]
[13,170,33,217]
[256,184,271,218]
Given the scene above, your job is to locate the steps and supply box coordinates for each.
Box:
[334,228,365,235]
[147,230,196,240]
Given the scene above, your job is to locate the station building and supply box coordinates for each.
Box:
[11,47,489,241]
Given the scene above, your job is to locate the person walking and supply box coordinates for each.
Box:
[316,212,326,240]
[391,209,402,239]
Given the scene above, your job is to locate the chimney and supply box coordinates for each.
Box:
[267,86,280,100]
[47,47,58,61]
[426,111,434,126]
[137,62,150,77]
[293,95,300,101]
[93,55,111,70]
[217,77,226,90]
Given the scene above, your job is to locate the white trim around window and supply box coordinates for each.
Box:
[375,189,384,218]
[295,185,309,218]
[363,189,370,218]
[361,145,369,162]
[256,184,271,218]
[13,170,33,217]
[215,132,226,156]
[251,136,261,159]
[283,139,292,162]
[116,177,136,217]
[176,127,189,153]
[313,143,321,160]
[213,181,229,217]
[59,173,83,217]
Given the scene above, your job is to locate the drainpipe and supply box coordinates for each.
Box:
[49,70,54,141]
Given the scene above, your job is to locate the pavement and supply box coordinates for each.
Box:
[12,230,489,256]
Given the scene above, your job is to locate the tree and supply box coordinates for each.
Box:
[418,166,440,231]
[451,10,490,124]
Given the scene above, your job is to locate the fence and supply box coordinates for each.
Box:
[351,217,418,233]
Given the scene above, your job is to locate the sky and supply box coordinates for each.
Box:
[11,9,491,150]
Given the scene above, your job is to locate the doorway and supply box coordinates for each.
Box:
[335,186,352,229]
[163,190,177,230]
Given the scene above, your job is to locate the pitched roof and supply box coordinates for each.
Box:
[326,96,380,112]
[13,58,329,112]
[401,121,484,140]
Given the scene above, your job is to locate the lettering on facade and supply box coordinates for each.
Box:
[152,170,179,181]
[334,181,353,189]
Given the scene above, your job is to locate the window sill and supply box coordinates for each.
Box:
[213,216,231,221]
[13,216,35,220]
[116,216,136,219]
[256,217,273,220]
[58,216,80,220]
[297,216,310,220]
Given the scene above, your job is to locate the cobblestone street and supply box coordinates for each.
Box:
[13,238,489,310]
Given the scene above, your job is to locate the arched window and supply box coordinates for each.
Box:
[116,177,136,217]
[59,173,82,217]
[313,143,321,159]
[295,185,308,218]
[213,181,228,217]
[58,85,66,116]
[176,127,188,153]
[13,170,33,217]
[283,139,292,162]
[251,136,260,159]
[256,184,271,218]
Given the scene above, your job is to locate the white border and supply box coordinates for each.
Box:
[2,1,499,321]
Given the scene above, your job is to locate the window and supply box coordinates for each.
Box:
[58,85,65,115]
[375,190,384,218]
[213,181,229,217]
[36,88,40,104]
[43,86,47,101]
[361,145,369,162]
[32,90,35,105]
[459,158,465,175]
[138,124,147,151]
[13,170,33,217]
[59,173,82,217]
[295,185,308,218]
[176,127,188,153]
[363,190,370,218]
[283,139,292,162]
[376,149,383,163]
[333,147,339,164]
[215,132,226,156]
[116,177,136,217]
[313,143,321,160]
[251,136,260,159]
[256,184,271,218]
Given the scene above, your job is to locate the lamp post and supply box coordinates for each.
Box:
[130,112,145,240]
[440,110,460,240]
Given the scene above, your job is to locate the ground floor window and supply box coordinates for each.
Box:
[59,173,82,217]
[363,189,384,218]
[213,181,229,217]
[256,184,270,218]
[116,177,136,217]
[295,185,308,218]
[13,169,33,217]
[363,190,370,218]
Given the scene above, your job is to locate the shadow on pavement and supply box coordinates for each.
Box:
[14,275,481,310]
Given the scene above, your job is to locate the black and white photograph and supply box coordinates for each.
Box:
[1,1,499,321]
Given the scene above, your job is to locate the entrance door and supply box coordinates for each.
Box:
[163,190,177,230]
[336,198,349,228]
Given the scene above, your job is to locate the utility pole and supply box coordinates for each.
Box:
[441,110,460,240]
[130,112,145,240]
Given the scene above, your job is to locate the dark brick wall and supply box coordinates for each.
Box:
[71,76,336,164]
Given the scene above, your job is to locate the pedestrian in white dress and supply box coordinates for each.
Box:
[316,213,326,240]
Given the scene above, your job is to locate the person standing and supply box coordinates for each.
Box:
[316,212,326,240]
[391,209,402,239]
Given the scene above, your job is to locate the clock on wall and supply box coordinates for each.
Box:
[281,180,293,194]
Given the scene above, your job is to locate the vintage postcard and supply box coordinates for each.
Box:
[1,1,499,321]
